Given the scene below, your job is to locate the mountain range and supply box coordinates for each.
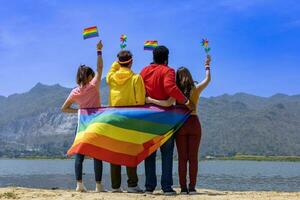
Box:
[0,80,299,158]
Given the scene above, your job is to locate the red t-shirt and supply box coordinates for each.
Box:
[140,64,187,104]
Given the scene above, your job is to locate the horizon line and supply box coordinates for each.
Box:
[1,81,299,99]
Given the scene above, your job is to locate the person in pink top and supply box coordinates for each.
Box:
[61,40,104,192]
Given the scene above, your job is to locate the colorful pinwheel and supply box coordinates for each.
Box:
[120,34,127,49]
[120,34,127,42]
[202,38,211,54]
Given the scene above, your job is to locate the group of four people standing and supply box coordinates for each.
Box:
[61,40,211,195]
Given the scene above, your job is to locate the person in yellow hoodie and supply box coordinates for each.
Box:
[106,50,145,193]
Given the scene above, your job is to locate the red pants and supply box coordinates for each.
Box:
[176,115,202,189]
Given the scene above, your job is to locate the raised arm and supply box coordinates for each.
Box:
[195,55,212,93]
[93,40,103,87]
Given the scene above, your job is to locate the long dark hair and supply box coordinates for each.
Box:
[76,65,95,86]
[176,67,195,98]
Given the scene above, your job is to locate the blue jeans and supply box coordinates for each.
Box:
[75,154,103,182]
[144,136,175,192]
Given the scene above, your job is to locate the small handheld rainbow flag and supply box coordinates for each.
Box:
[144,40,158,51]
[83,26,99,40]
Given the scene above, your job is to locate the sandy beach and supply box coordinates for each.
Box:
[0,187,299,200]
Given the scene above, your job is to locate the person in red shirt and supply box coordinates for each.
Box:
[141,46,194,195]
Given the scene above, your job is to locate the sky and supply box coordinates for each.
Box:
[0,0,299,97]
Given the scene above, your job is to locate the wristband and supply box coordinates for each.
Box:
[184,99,190,105]
[97,50,102,56]
[205,66,210,70]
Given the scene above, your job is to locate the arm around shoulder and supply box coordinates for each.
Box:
[164,68,187,104]
[146,97,175,107]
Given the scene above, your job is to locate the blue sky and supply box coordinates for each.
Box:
[0,0,299,97]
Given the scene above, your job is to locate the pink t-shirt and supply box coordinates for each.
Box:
[67,77,101,108]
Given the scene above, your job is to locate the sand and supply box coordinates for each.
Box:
[0,187,300,200]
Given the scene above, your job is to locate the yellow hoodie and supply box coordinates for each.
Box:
[106,62,146,106]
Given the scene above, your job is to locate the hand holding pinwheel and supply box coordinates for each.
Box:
[205,55,211,66]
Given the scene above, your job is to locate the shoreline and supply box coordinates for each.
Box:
[1,187,299,200]
[215,155,300,162]
[1,155,300,162]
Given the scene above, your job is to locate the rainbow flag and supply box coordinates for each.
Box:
[67,105,190,167]
[144,40,158,50]
[83,26,99,40]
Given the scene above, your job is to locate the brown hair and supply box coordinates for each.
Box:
[176,67,195,98]
[76,65,95,86]
[117,50,133,67]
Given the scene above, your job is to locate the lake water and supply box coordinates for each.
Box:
[0,159,300,191]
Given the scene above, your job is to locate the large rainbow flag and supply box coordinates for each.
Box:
[67,105,190,167]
